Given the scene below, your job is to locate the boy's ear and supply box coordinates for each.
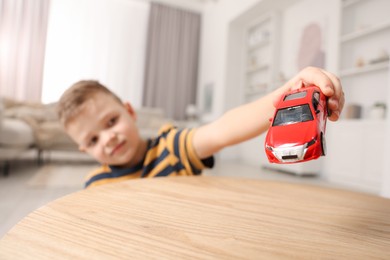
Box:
[124,102,137,120]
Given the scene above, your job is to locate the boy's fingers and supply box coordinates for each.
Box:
[292,67,345,121]
[279,66,345,121]
[320,69,345,121]
[329,90,345,121]
[321,69,342,99]
[292,80,304,90]
[291,67,335,95]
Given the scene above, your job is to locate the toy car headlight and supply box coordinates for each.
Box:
[306,138,316,147]
[265,144,273,151]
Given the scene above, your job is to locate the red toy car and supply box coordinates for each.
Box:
[265,85,329,164]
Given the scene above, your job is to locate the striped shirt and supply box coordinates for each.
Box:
[84,124,214,188]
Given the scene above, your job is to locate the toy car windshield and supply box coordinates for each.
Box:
[272,104,314,126]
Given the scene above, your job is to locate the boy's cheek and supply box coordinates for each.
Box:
[95,150,109,163]
[82,147,100,161]
[92,150,102,159]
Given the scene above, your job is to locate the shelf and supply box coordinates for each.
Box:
[340,62,389,77]
[341,22,390,43]
[248,39,270,52]
[246,64,269,74]
[243,11,279,101]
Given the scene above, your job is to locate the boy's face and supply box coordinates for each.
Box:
[66,92,143,167]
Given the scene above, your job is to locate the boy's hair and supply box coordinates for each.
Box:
[57,80,122,127]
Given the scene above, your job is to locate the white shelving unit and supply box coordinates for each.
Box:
[340,62,389,77]
[326,120,385,194]
[324,0,390,194]
[338,0,390,119]
[243,12,280,102]
[340,21,390,43]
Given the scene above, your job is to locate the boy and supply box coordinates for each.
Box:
[58,67,344,188]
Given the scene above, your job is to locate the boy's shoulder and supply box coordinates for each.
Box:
[85,164,111,181]
[157,123,176,135]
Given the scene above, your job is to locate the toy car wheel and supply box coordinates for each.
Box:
[321,133,326,156]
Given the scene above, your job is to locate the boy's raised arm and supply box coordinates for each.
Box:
[192,67,345,159]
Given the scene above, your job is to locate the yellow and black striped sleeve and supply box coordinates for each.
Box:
[142,124,214,178]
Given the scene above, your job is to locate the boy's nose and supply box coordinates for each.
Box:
[102,131,118,147]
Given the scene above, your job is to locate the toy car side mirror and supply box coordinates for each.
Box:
[326,105,332,117]
[269,118,272,122]
[326,98,332,117]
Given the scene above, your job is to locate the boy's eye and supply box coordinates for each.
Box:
[88,136,98,147]
[107,116,118,127]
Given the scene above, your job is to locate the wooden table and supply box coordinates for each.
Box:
[1,176,390,259]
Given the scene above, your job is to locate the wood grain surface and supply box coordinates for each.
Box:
[1,176,390,259]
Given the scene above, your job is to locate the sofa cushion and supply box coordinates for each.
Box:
[35,121,77,150]
[4,103,58,122]
[0,118,34,147]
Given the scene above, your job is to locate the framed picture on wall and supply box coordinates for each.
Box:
[281,0,330,78]
[296,21,326,71]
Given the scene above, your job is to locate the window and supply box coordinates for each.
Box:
[273,104,313,126]
[284,91,307,101]
[312,92,320,111]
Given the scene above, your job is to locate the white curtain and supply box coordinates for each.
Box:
[143,3,201,120]
[0,0,50,102]
[41,0,150,107]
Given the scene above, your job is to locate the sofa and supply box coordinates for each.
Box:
[0,98,34,176]
[0,97,174,176]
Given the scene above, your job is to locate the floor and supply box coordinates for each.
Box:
[0,155,369,239]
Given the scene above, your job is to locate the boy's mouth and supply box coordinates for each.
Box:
[110,141,126,156]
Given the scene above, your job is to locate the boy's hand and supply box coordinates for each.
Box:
[192,66,344,159]
[278,67,345,121]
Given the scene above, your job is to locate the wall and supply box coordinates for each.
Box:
[197,0,263,122]
[42,0,204,106]
[42,0,150,107]
[279,0,339,77]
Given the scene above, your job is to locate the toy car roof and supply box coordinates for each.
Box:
[277,86,320,109]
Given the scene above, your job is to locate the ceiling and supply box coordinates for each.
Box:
[146,0,217,12]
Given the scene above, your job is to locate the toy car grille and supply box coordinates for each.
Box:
[282,155,298,160]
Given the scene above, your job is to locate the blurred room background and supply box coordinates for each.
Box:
[1,0,390,236]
